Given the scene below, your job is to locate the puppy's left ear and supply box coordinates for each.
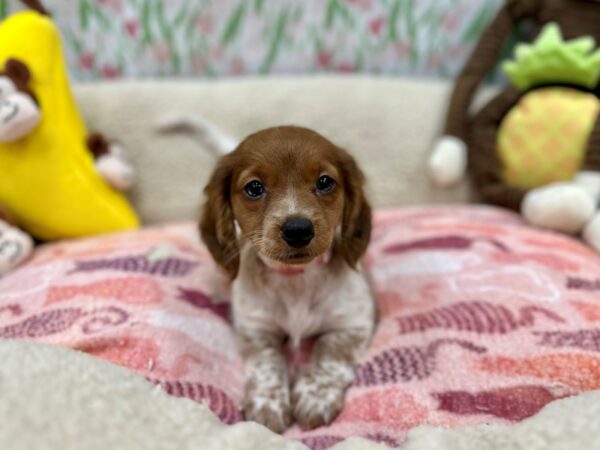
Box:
[199,155,240,279]
[338,148,372,268]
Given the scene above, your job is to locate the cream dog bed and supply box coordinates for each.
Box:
[1,338,599,450]
[2,76,599,449]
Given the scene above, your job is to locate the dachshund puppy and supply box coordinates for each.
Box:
[200,126,374,432]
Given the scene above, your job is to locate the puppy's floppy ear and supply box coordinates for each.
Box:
[200,155,239,279]
[337,148,372,268]
[4,59,31,85]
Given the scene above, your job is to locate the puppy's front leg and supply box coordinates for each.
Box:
[292,328,370,430]
[240,330,292,433]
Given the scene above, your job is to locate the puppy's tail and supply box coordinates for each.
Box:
[156,115,239,157]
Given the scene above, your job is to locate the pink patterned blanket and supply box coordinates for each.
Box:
[1,206,600,449]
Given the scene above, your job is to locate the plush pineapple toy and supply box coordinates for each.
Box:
[498,24,600,221]
[0,9,139,275]
[428,0,600,251]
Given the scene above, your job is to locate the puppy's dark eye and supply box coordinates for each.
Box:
[316,175,336,194]
[244,180,265,199]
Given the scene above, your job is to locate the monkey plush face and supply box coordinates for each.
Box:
[0,58,41,143]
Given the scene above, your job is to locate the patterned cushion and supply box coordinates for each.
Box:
[1,206,600,449]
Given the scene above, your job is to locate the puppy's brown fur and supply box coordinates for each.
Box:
[200,126,371,278]
[200,126,375,432]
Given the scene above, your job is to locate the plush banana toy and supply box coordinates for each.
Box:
[0,9,139,274]
[0,11,138,240]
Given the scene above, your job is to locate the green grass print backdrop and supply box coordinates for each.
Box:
[2,0,503,80]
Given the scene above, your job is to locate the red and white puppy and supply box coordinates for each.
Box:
[200,126,375,432]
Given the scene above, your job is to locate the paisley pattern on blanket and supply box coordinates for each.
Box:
[432,385,560,421]
[148,379,242,425]
[395,300,564,334]
[355,339,487,386]
[70,254,199,276]
[1,206,600,449]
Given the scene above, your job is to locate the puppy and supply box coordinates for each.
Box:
[200,126,375,432]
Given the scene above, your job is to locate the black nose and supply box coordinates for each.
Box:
[281,218,314,248]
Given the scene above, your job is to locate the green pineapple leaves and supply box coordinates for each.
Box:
[503,23,600,90]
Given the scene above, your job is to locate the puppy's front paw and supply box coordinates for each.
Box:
[243,385,292,433]
[292,370,348,430]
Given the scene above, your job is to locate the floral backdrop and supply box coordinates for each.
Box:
[2,0,504,81]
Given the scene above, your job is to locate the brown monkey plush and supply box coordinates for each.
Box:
[0,58,41,141]
[86,132,135,191]
[0,61,36,275]
[0,0,46,141]
[0,56,133,276]
[429,0,600,249]
[0,57,134,190]
[0,205,33,277]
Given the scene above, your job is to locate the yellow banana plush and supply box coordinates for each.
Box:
[0,11,139,240]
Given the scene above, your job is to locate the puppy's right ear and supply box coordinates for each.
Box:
[200,155,239,279]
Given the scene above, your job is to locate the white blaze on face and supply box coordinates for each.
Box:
[266,186,306,237]
[279,186,313,221]
[286,187,298,216]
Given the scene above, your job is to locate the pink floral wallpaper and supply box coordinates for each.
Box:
[2,0,503,80]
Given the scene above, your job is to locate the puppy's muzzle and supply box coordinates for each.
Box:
[281,217,314,248]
